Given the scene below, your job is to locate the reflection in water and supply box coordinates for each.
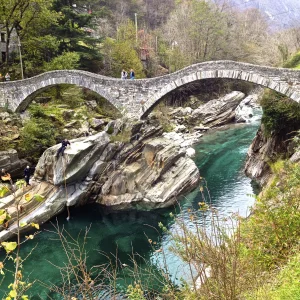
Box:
[0,118,261,298]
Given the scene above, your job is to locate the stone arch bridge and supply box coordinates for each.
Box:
[0,60,300,119]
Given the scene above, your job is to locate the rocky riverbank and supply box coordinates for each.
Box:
[244,124,300,186]
[0,89,258,241]
[0,120,200,241]
[159,90,260,152]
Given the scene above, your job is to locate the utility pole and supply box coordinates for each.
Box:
[17,34,24,80]
[134,13,138,45]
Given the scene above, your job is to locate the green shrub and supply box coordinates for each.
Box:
[240,160,300,269]
[260,90,300,136]
[19,118,59,161]
[126,284,145,300]
[244,253,300,299]
[283,51,300,68]
[60,86,85,108]
[94,96,121,119]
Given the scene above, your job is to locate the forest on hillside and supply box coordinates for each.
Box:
[1,0,300,80]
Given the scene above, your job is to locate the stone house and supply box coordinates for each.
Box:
[0,28,6,63]
[0,26,18,64]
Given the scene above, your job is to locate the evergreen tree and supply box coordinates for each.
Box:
[50,0,102,72]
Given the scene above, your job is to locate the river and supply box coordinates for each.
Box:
[0,114,261,299]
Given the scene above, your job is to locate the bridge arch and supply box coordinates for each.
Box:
[140,61,300,118]
[18,84,119,113]
[1,70,123,113]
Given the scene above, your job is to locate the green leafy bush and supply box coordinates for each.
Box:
[283,51,300,68]
[245,253,300,299]
[240,160,300,269]
[19,118,59,161]
[43,52,80,71]
[260,90,300,136]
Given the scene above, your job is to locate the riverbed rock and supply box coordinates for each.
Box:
[34,132,111,185]
[0,149,29,179]
[191,91,245,127]
[235,94,260,123]
[244,125,293,186]
[169,107,193,117]
[0,112,10,120]
[194,125,209,131]
[162,131,203,148]
[290,150,300,163]
[90,118,105,130]
[186,148,196,158]
[98,137,199,209]
[174,124,187,133]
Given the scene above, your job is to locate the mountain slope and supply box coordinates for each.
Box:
[230,0,300,28]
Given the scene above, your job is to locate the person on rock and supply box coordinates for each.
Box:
[24,166,31,186]
[56,139,71,158]
[1,168,11,182]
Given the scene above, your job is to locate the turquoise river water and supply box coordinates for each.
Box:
[0,115,261,299]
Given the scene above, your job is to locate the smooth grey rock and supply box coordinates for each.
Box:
[0,149,28,178]
[34,132,110,185]
[170,107,193,117]
[244,126,291,186]
[186,147,196,157]
[90,118,105,130]
[65,120,80,128]
[191,91,245,127]
[0,112,9,120]
[236,116,247,123]
[290,151,300,163]
[86,100,97,109]
[98,137,199,210]
[174,124,187,133]
[194,125,209,131]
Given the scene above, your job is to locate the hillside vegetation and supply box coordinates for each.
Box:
[2,0,300,79]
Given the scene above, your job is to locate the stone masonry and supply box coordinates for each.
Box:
[0,60,300,119]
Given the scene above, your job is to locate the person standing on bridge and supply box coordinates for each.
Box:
[56,139,71,158]
[5,73,10,81]
[121,69,128,80]
[129,69,135,80]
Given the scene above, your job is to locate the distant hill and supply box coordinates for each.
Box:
[230,0,300,28]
